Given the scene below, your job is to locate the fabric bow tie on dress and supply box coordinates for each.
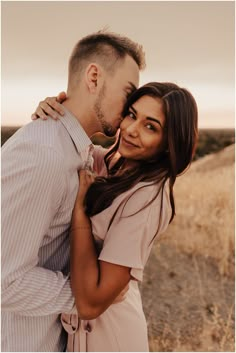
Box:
[61,313,96,352]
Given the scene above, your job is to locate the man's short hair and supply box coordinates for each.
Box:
[68,30,146,86]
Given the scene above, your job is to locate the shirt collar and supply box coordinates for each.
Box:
[59,105,92,154]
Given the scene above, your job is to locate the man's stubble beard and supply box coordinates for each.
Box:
[93,83,117,137]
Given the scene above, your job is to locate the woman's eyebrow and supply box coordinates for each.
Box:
[130,105,137,113]
[130,105,163,128]
[146,117,163,128]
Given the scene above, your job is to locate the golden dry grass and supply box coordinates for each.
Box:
[141,144,235,352]
[163,143,235,276]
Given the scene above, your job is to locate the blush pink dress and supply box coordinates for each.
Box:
[61,146,171,352]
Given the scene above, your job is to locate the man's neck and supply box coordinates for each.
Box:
[62,97,99,138]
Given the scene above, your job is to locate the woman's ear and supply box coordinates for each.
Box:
[85,63,102,93]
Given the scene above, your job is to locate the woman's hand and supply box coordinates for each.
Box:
[31,91,67,121]
[74,169,96,210]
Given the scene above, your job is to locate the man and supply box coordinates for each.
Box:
[1,31,145,351]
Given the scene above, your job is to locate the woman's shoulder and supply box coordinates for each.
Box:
[126,179,169,201]
[130,181,171,235]
[117,180,170,217]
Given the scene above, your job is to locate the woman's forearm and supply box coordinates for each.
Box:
[70,208,102,318]
[70,199,131,320]
[70,207,131,319]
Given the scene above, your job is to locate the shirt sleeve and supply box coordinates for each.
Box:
[1,139,75,316]
[98,184,171,281]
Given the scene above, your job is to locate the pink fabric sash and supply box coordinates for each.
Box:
[61,313,96,352]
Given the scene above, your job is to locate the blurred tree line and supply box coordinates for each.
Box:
[193,128,235,160]
[1,126,235,160]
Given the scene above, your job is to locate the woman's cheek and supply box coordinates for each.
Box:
[120,119,128,131]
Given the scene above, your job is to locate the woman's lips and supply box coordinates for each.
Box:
[121,136,139,148]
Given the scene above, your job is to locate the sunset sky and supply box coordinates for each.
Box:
[2,0,235,128]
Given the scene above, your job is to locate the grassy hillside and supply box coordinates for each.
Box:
[141,144,235,351]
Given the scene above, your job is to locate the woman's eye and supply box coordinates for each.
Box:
[146,123,156,131]
[127,112,136,119]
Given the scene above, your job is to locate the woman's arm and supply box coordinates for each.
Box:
[31,92,66,120]
[71,170,131,320]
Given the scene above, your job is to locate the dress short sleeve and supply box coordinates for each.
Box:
[98,183,171,282]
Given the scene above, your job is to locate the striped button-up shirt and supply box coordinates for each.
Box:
[1,107,93,351]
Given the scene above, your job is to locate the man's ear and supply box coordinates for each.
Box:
[85,63,103,93]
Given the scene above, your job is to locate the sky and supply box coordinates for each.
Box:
[1,0,235,128]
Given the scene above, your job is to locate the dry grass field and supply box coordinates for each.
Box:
[141,144,235,352]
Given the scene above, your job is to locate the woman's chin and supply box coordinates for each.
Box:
[117,146,128,158]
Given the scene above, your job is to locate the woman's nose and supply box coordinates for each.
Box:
[126,121,139,137]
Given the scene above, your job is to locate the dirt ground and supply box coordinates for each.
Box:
[140,243,235,352]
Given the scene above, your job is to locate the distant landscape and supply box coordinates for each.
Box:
[1,126,235,351]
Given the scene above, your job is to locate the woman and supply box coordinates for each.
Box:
[34,82,198,351]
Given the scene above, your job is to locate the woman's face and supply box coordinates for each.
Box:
[118,95,166,161]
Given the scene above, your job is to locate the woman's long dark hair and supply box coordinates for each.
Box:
[85,82,198,228]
